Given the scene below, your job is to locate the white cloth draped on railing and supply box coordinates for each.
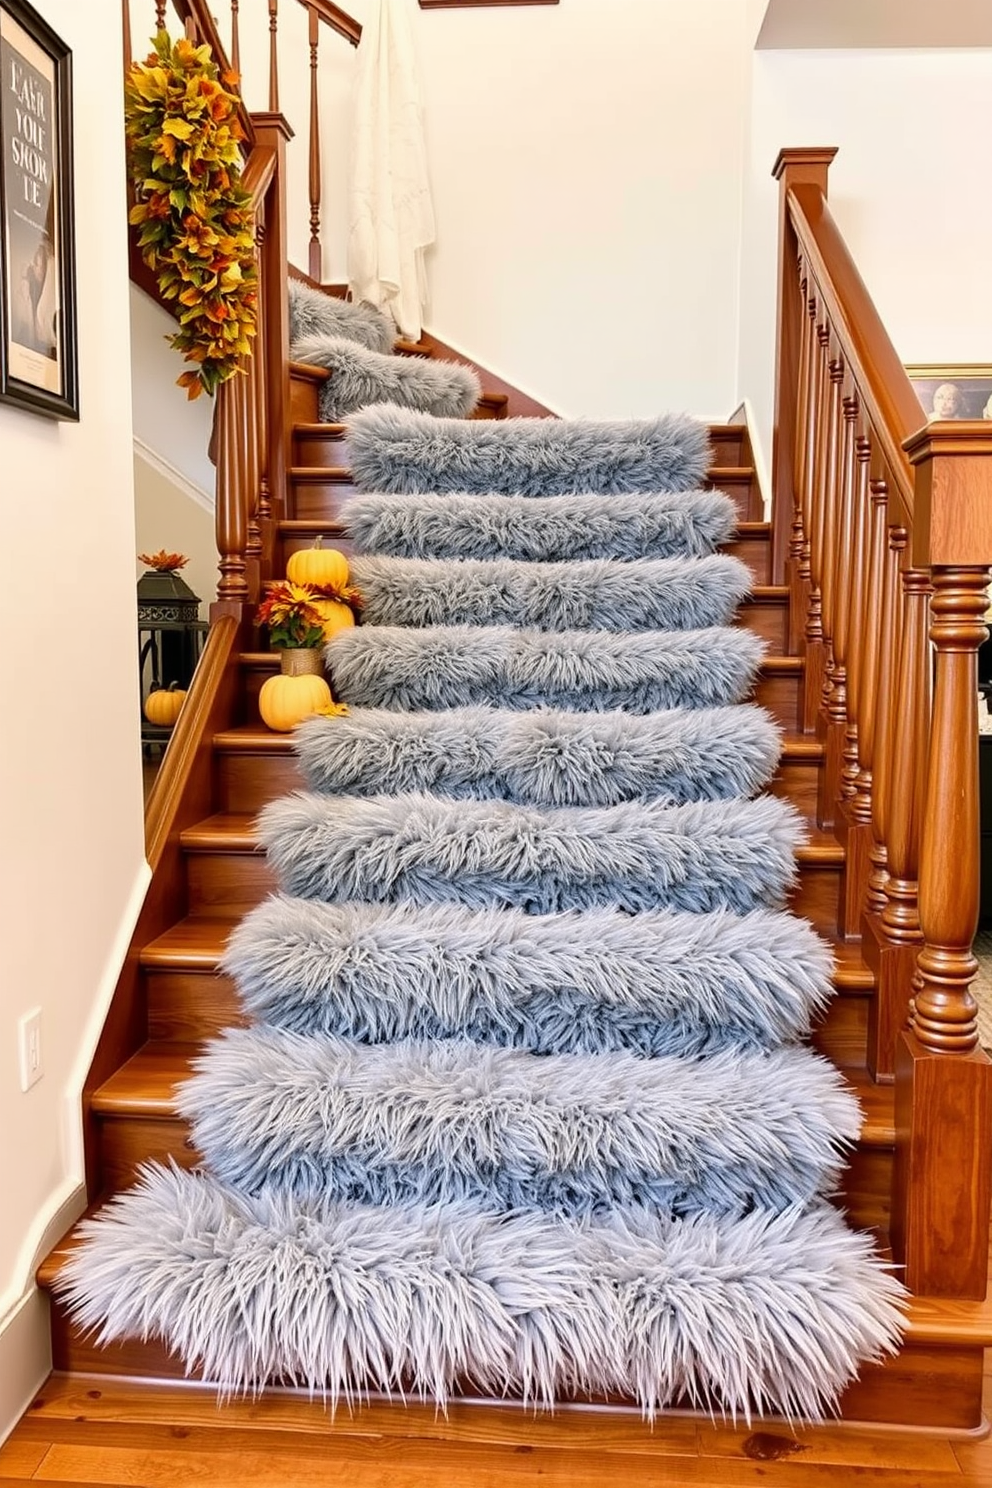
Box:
[347,0,435,341]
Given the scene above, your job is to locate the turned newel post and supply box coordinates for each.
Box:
[893,423,992,1298]
[770,147,837,585]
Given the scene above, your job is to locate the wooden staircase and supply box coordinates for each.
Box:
[37,394,992,1431]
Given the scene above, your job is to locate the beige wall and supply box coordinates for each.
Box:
[0,0,145,1438]
[133,449,217,622]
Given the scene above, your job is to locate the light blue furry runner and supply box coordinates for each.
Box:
[325,624,766,713]
[58,400,906,1421]
[179,1030,858,1215]
[344,488,737,563]
[60,1164,904,1419]
[347,403,712,496]
[293,704,781,806]
[257,792,803,915]
[223,899,834,1057]
[349,553,750,633]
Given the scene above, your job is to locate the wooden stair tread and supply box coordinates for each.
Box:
[213,725,297,752]
[140,917,239,968]
[90,1041,196,1117]
[288,360,329,384]
[289,464,352,481]
[734,521,770,537]
[278,518,348,535]
[706,465,753,482]
[180,814,260,851]
[293,420,346,437]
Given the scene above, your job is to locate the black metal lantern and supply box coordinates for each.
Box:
[137,563,208,749]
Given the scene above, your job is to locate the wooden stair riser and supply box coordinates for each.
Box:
[738,590,788,649]
[42,1296,985,1433]
[708,425,751,466]
[185,849,275,917]
[292,424,347,467]
[705,469,762,523]
[147,969,245,1042]
[216,751,303,814]
[290,470,358,521]
[279,524,351,562]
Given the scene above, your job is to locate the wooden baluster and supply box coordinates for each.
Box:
[815,357,845,824]
[852,471,888,835]
[255,216,273,552]
[893,564,992,1296]
[307,5,322,282]
[866,519,906,917]
[789,286,819,656]
[818,389,857,829]
[769,148,837,584]
[214,378,249,605]
[155,0,166,29]
[842,433,871,800]
[268,0,280,114]
[231,0,241,75]
[866,566,931,1078]
[835,430,874,938]
[802,326,830,733]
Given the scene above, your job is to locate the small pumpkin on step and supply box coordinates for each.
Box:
[286,540,350,592]
[259,662,334,733]
[144,684,187,728]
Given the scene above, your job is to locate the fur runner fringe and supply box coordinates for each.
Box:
[222,898,835,1057]
[343,489,737,564]
[346,403,711,496]
[292,338,480,423]
[292,704,782,806]
[349,553,751,634]
[288,280,395,354]
[57,1163,906,1420]
[257,791,804,915]
[179,1029,860,1216]
[326,624,766,714]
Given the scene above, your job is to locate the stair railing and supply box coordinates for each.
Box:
[125,0,360,614]
[771,148,992,1301]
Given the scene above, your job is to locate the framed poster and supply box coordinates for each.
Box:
[906,365,992,423]
[0,0,77,419]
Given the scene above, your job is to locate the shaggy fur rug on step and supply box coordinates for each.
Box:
[57,1164,905,1420]
[346,403,711,496]
[288,279,395,354]
[343,489,738,564]
[348,553,751,633]
[257,791,803,916]
[325,623,766,714]
[292,336,480,422]
[292,704,781,806]
[222,898,834,1057]
[179,1030,859,1216]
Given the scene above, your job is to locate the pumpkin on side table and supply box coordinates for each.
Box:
[144,684,187,728]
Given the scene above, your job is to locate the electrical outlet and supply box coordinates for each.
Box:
[18,1008,42,1091]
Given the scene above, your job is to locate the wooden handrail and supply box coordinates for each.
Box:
[771,146,992,1303]
[299,0,361,47]
[786,182,923,512]
[165,0,255,148]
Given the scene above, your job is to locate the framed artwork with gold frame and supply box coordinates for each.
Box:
[906,365,992,423]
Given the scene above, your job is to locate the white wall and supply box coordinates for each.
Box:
[411,0,753,418]
[129,284,216,496]
[739,47,992,463]
[134,449,217,619]
[0,0,146,1439]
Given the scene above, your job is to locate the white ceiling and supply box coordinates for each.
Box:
[756,0,992,50]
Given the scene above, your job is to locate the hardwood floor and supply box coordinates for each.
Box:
[3,1370,992,1487]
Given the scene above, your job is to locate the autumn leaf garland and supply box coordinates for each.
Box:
[125,31,257,399]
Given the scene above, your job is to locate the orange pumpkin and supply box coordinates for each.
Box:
[313,597,356,641]
[286,541,349,592]
[144,686,187,727]
[258,672,332,732]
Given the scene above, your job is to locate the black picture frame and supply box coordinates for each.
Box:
[0,0,77,420]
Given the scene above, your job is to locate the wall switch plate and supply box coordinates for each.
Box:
[18,1008,42,1091]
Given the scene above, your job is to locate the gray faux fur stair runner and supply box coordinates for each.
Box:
[59,404,905,1421]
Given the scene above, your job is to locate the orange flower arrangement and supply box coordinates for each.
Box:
[138,549,189,572]
[256,581,326,650]
[125,31,257,399]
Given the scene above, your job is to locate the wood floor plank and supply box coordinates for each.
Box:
[695,1420,963,1472]
[0,1436,48,1475]
[31,1440,992,1488]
